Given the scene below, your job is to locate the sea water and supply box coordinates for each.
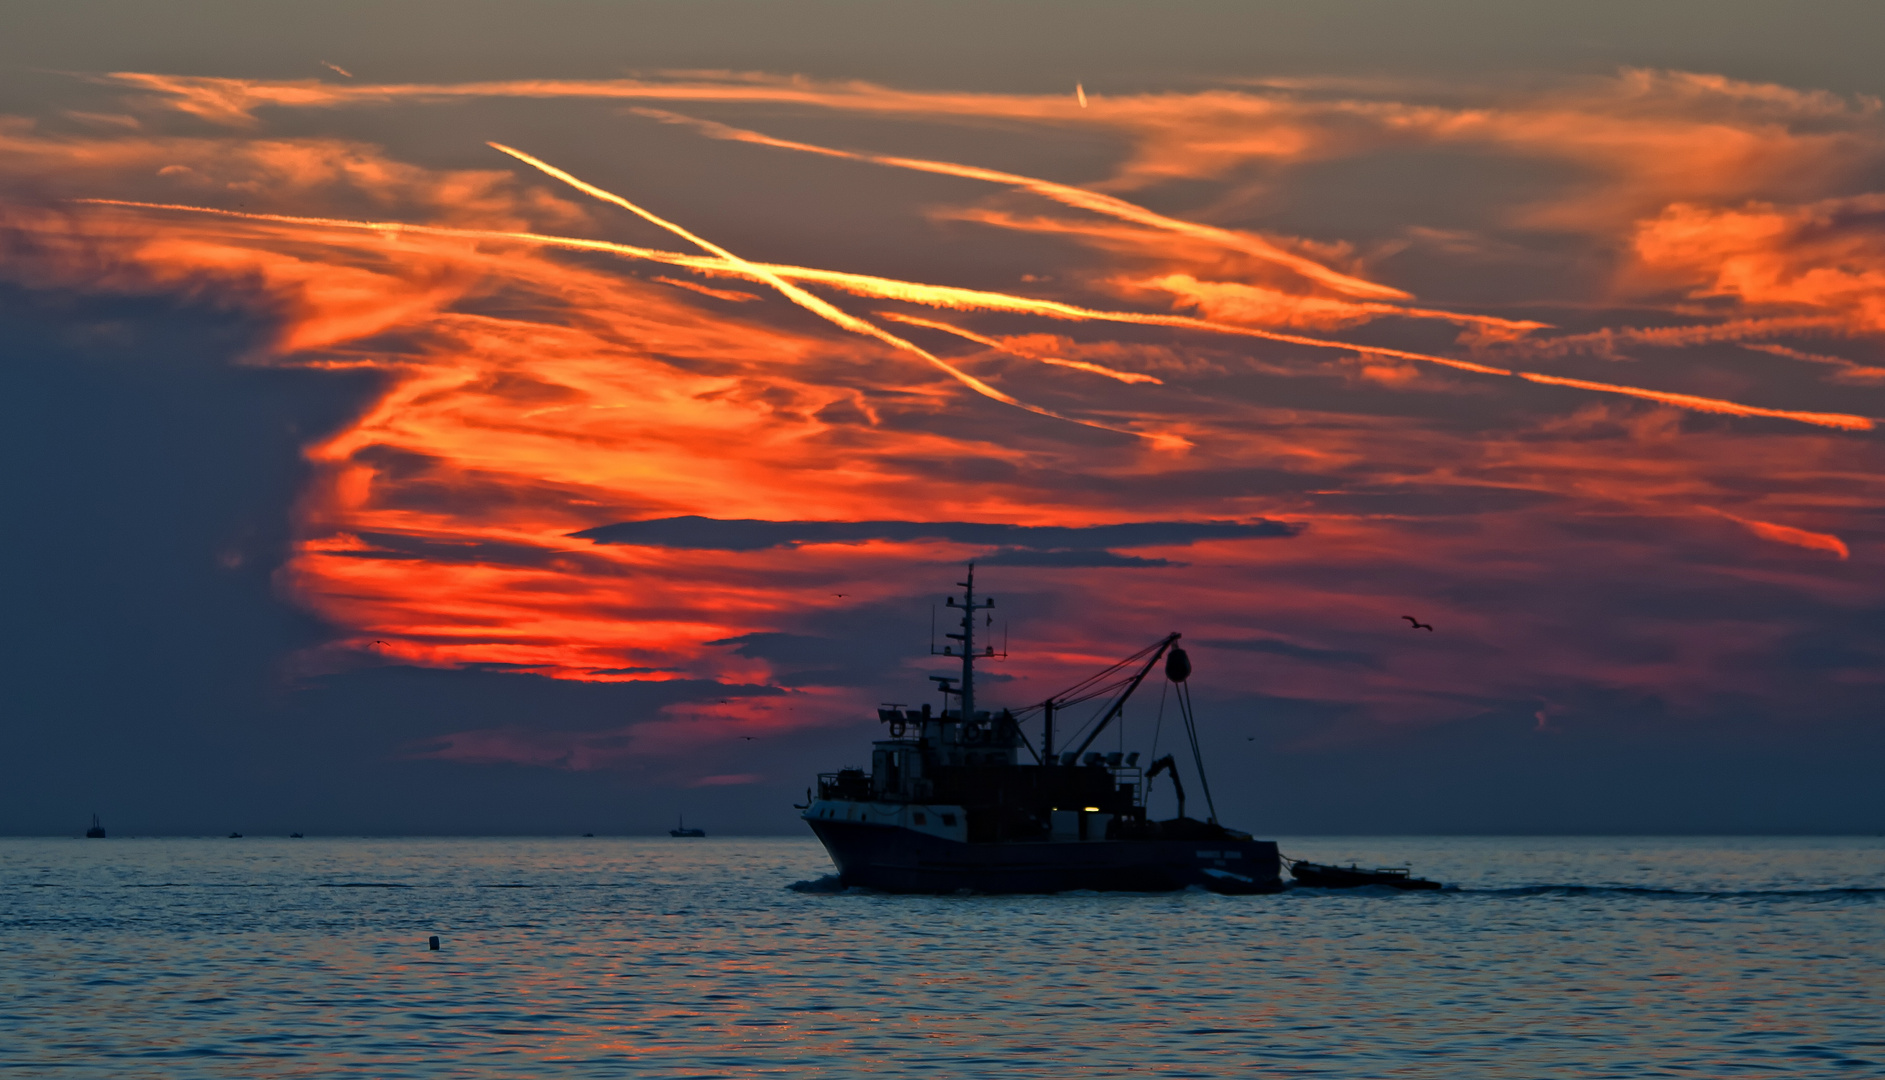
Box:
[1,836,1879,1078]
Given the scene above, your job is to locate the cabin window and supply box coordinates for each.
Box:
[941,814,957,826]
[913,813,927,825]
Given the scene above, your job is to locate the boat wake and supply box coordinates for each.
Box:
[1463,884,1885,901]
[784,879,1883,900]
[787,874,854,894]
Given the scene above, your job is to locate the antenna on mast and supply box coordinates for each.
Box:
[934,562,995,719]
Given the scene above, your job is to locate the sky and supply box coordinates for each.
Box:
[3,1,1882,836]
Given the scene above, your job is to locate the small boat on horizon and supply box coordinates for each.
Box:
[1287,860,1442,890]
[669,815,705,838]
[226,831,243,839]
[85,814,106,839]
[289,832,303,839]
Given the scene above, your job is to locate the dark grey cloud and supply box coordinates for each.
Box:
[334,530,620,573]
[1304,487,1560,517]
[571,515,1300,553]
[708,628,929,690]
[708,632,838,668]
[978,548,1174,567]
[2,271,1875,836]
[1197,637,1382,668]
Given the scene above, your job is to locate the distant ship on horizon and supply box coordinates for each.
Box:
[669,815,705,838]
[85,814,105,839]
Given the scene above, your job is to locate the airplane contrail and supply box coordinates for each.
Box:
[629,108,1414,301]
[79,198,1520,378]
[79,198,1876,431]
[1076,84,1087,108]
[1512,372,1869,430]
[1743,343,1885,382]
[481,144,1187,447]
[321,61,353,78]
[880,311,1162,384]
[652,275,759,302]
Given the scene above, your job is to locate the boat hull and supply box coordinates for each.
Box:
[807,817,1283,894]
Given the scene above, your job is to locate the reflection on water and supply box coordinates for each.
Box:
[2,837,1880,1077]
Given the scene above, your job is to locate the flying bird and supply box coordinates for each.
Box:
[1402,616,1433,631]
[738,736,758,741]
[371,640,390,646]
[832,593,847,597]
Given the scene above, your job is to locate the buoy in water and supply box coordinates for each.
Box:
[428,936,440,950]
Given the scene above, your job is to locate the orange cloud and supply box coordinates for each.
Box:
[627,108,1410,300]
[2,66,1877,758]
[487,141,1180,448]
[878,312,1164,384]
[1134,273,1548,333]
[652,275,760,302]
[1715,512,1851,559]
[1630,196,1885,333]
[77,197,1875,430]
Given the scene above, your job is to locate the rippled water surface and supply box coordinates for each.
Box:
[3,836,1881,1078]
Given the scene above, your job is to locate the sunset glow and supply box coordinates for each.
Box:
[6,66,1880,775]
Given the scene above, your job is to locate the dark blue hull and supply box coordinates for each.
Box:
[808,818,1283,894]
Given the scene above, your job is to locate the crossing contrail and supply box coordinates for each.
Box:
[629,108,1415,301]
[79,197,1876,432]
[482,144,1190,448]
[879,312,1163,384]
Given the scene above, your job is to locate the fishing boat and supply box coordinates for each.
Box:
[801,565,1282,894]
[85,814,105,839]
[669,815,705,838]
[1288,860,1443,890]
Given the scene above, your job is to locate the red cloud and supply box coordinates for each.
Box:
[2,66,1879,764]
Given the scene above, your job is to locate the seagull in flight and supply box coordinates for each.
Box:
[737,736,758,741]
[1402,616,1434,631]
[832,593,847,598]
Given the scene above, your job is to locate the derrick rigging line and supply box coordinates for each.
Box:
[1145,677,1170,804]
[1172,677,1219,825]
[1011,637,1170,754]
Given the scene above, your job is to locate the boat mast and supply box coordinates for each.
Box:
[944,563,994,719]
